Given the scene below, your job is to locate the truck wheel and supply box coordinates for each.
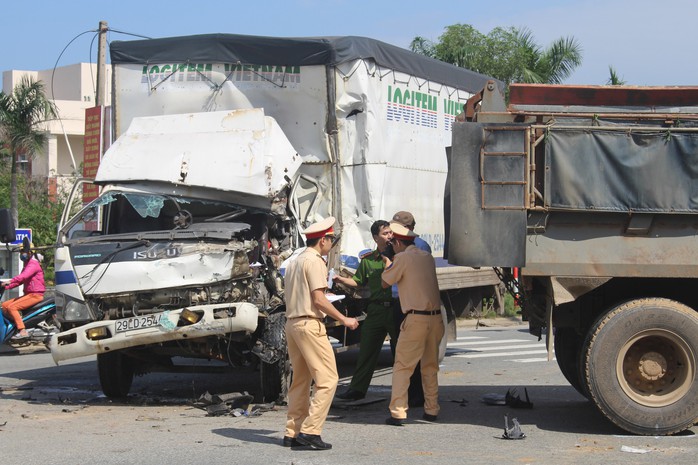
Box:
[97,351,135,398]
[259,312,291,403]
[583,298,698,435]
[553,327,588,399]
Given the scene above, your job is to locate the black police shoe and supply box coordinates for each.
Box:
[385,416,406,426]
[296,433,332,450]
[282,436,303,447]
[422,413,438,422]
[336,389,365,401]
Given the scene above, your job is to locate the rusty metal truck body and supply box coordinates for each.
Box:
[447,82,698,435]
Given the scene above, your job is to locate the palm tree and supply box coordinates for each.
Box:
[409,36,436,58]
[515,28,582,84]
[410,25,583,87]
[0,76,56,229]
[607,66,626,85]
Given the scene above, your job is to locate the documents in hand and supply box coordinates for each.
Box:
[326,294,345,303]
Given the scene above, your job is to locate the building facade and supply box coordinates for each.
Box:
[2,63,112,197]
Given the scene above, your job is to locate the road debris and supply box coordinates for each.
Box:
[620,445,651,454]
[502,415,526,440]
[191,391,259,417]
[482,387,533,408]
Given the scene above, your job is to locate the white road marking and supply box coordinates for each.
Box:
[508,357,555,363]
[449,339,530,346]
[452,349,549,359]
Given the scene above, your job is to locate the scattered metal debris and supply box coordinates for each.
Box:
[505,387,533,409]
[192,391,256,417]
[483,387,533,409]
[502,415,526,440]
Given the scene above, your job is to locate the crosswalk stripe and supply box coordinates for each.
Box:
[452,349,548,359]
[449,339,529,346]
[450,343,546,352]
[509,357,554,363]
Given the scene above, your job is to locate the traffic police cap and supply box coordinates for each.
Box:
[303,216,336,239]
[391,211,415,227]
[390,222,418,241]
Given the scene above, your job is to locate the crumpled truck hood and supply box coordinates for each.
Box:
[95,108,302,210]
[70,241,250,296]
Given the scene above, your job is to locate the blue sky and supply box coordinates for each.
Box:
[1,0,694,86]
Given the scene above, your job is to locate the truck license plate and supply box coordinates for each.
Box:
[115,314,162,333]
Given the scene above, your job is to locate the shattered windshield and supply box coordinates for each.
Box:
[62,191,249,241]
[122,193,167,218]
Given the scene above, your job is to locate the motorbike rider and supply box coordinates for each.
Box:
[1,240,45,341]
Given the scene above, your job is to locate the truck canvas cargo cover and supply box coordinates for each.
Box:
[109,34,495,93]
[107,34,500,261]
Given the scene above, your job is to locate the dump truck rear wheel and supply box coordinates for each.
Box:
[553,327,588,399]
[259,312,291,403]
[97,351,135,398]
[584,298,698,435]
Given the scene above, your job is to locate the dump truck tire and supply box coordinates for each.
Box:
[259,312,290,403]
[583,298,698,435]
[97,351,135,398]
[553,327,588,399]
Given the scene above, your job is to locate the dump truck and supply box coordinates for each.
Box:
[48,34,503,402]
[446,81,698,435]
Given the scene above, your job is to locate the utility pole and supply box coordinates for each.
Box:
[95,20,108,107]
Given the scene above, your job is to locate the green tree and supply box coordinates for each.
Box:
[0,159,65,282]
[607,66,626,85]
[0,76,57,229]
[411,24,583,86]
[409,36,436,58]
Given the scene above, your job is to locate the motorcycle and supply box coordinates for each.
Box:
[0,266,57,348]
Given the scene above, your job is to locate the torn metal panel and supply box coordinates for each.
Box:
[72,242,246,295]
[96,109,302,209]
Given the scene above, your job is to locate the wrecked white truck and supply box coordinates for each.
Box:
[51,34,499,401]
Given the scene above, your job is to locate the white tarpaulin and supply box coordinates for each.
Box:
[110,35,491,263]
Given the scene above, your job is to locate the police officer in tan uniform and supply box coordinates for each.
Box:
[381,222,444,426]
[283,217,359,450]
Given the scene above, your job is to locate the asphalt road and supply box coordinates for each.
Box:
[1,319,696,465]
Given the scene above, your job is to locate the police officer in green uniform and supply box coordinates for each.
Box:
[334,220,397,401]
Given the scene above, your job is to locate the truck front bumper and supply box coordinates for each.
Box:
[49,302,259,363]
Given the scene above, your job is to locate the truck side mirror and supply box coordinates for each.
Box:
[0,209,15,244]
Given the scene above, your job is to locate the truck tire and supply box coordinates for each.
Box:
[583,298,698,435]
[259,312,290,403]
[553,327,588,399]
[97,351,135,398]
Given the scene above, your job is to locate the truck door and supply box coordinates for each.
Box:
[447,122,528,268]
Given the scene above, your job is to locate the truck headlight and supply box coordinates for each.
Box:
[55,291,94,323]
[64,300,90,321]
